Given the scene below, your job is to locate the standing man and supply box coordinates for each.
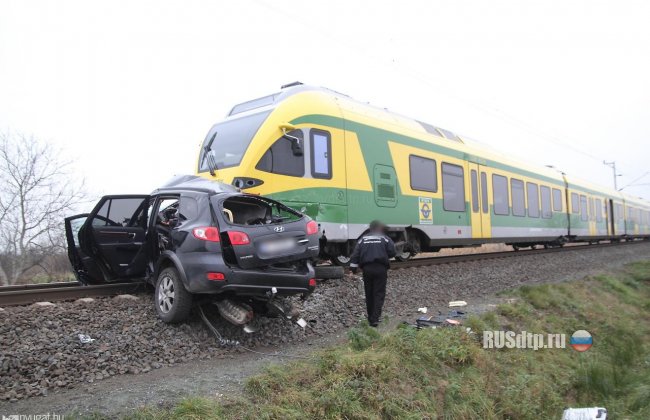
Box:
[349,220,396,327]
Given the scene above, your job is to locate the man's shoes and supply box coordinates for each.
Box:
[369,322,379,328]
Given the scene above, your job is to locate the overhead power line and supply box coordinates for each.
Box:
[253,0,634,171]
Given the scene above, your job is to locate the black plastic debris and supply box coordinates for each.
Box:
[412,310,467,329]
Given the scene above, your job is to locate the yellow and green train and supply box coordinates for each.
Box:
[196,83,650,264]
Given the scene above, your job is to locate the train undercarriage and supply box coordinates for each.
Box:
[319,227,650,266]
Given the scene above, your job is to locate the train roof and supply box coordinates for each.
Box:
[225,84,648,206]
[227,83,465,143]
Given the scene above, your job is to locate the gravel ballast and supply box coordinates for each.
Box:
[1,241,649,405]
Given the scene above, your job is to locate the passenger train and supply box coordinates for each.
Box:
[196,83,650,264]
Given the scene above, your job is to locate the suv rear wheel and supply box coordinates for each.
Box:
[155,267,192,323]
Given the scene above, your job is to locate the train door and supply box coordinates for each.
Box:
[588,196,597,235]
[468,163,491,238]
[607,198,616,236]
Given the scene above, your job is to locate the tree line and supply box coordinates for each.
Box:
[0,132,85,285]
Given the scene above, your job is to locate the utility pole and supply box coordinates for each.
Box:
[603,161,618,190]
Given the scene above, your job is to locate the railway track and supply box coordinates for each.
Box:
[0,240,645,307]
[0,281,147,307]
[390,239,644,269]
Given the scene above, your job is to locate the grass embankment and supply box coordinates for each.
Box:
[132,261,650,419]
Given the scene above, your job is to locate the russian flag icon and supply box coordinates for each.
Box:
[570,330,593,352]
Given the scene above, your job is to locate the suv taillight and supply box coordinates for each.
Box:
[227,231,250,245]
[192,227,220,242]
[306,220,318,235]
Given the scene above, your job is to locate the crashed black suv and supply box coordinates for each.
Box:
[65,175,319,325]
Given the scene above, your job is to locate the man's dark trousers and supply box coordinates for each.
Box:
[362,262,388,325]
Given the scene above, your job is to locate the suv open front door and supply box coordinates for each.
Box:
[65,195,150,284]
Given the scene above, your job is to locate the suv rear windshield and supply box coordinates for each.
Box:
[198,111,271,171]
[215,195,303,226]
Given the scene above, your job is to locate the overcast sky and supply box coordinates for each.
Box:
[1,0,649,210]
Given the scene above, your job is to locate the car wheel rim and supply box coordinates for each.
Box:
[158,275,175,313]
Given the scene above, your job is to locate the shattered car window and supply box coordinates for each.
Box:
[218,195,303,226]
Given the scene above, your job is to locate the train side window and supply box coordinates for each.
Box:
[492,174,509,215]
[616,203,623,220]
[540,186,552,219]
[310,129,332,179]
[527,182,539,218]
[470,170,479,213]
[510,179,525,217]
[595,198,602,222]
[571,193,580,214]
[580,195,588,221]
[409,155,437,192]
[552,188,562,212]
[480,172,488,213]
[256,130,305,177]
[442,163,465,212]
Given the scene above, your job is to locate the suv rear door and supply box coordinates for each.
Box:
[215,195,318,269]
[66,195,150,283]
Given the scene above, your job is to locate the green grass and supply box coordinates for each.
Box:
[129,260,650,419]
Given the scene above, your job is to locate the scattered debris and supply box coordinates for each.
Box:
[32,301,56,307]
[418,307,428,313]
[78,334,95,344]
[449,300,467,307]
[296,318,308,328]
[242,324,257,334]
[413,309,467,329]
[113,294,139,301]
[562,407,607,420]
[0,307,4,311]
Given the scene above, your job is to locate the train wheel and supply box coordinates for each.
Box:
[395,251,413,262]
[330,254,351,266]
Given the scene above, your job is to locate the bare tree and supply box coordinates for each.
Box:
[0,132,85,285]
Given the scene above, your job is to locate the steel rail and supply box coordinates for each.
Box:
[0,282,147,307]
[390,240,645,270]
[0,281,81,292]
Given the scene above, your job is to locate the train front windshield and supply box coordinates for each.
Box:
[198,110,270,172]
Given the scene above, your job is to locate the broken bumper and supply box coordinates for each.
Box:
[179,252,315,296]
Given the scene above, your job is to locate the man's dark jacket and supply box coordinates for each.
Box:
[349,232,396,269]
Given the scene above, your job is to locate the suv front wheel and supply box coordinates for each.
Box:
[155,267,192,323]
